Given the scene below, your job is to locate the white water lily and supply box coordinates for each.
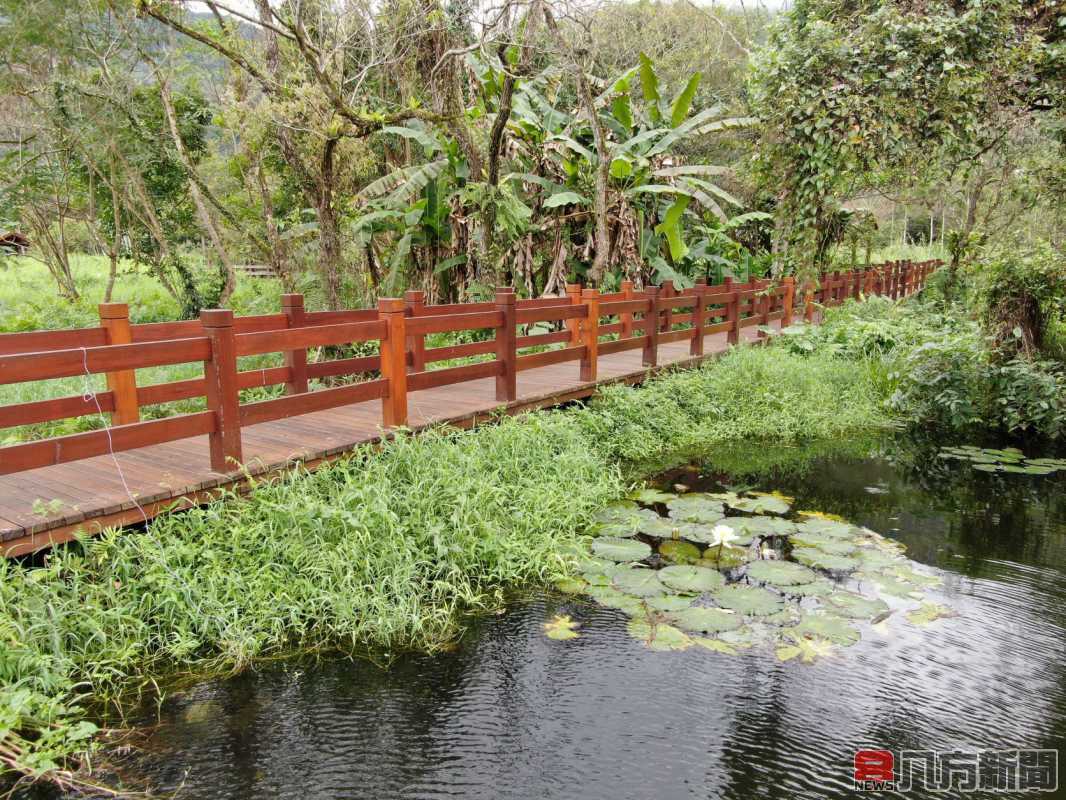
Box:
[709,524,741,550]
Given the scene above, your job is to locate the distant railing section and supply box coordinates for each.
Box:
[0,259,940,476]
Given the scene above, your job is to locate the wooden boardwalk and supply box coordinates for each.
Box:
[0,260,937,556]
[0,328,766,555]
[0,328,771,554]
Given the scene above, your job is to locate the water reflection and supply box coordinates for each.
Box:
[100,442,1066,799]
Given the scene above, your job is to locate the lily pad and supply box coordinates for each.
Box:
[544,615,580,640]
[713,584,785,616]
[554,577,588,594]
[627,618,692,651]
[666,494,726,524]
[792,547,860,572]
[794,518,856,539]
[594,505,661,538]
[821,591,889,620]
[692,637,740,655]
[638,515,677,539]
[592,537,652,562]
[630,487,677,504]
[776,633,836,664]
[586,585,645,615]
[646,594,696,612]
[611,566,667,597]
[727,493,791,515]
[733,515,796,538]
[669,606,743,634]
[659,564,726,593]
[785,579,836,598]
[906,602,956,626]
[696,547,751,569]
[746,560,819,586]
[658,539,702,564]
[789,613,860,646]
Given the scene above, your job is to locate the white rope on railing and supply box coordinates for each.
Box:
[79,347,148,525]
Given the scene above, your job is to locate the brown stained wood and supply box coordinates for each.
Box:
[495,290,517,402]
[307,356,380,379]
[423,340,495,363]
[378,299,408,427]
[0,264,943,552]
[0,411,216,474]
[516,344,586,372]
[406,311,503,337]
[0,338,211,385]
[580,289,599,383]
[240,379,388,426]
[0,391,117,429]
[237,320,386,357]
[410,360,502,393]
[0,327,108,355]
[515,305,587,325]
[282,294,310,394]
[99,303,140,426]
[201,310,242,472]
[516,330,570,350]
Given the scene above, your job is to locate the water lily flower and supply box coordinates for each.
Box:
[709,524,741,550]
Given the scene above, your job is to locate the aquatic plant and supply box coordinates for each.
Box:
[938,446,1066,476]
[562,487,954,666]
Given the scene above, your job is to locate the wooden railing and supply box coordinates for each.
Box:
[0,259,939,477]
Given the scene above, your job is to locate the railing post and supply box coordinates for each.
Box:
[661,280,674,332]
[804,282,816,323]
[378,298,408,428]
[831,270,841,305]
[690,278,706,356]
[851,269,862,301]
[98,302,139,426]
[495,288,517,402]
[404,290,426,374]
[580,288,599,382]
[620,280,635,339]
[643,286,660,366]
[280,293,309,395]
[565,283,582,346]
[727,284,741,345]
[200,309,242,472]
[782,276,795,327]
[864,268,875,297]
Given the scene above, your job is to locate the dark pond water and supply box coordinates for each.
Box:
[100,439,1066,799]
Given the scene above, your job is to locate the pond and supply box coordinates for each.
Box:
[91,438,1066,798]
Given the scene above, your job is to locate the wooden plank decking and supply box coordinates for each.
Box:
[0,326,771,555]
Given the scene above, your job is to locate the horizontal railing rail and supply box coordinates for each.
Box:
[0,259,941,477]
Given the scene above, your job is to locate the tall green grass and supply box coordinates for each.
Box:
[0,342,892,790]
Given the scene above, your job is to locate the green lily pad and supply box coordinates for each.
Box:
[669,606,743,634]
[544,615,581,640]
[691,637,740,655]
[786,579,836,597]
[593,505,661,538]
[906,602,956,626]
[666,494,726,524]
[713,584,785,616]
[586,585,645,615]
[746,560,819,586]
[776,633,836,663]
[611,566,668,597]
[627,618,692,651]
[733,516,796,538]
[821,591,889,620]
[696,548,751,569]
[792,547,860,572]
[554,577,588,594]
[591,537,652,562]
[630,487,677,504]
[790,613,860,646]
[727,493,791,515]
[646,594,696,612]
[658,564,726,593]
[870,574,923,600]
[658,539,702,564]
[638,515,677,539]
[794,518,856,539]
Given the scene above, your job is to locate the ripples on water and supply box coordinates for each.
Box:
[97,443,1066,799]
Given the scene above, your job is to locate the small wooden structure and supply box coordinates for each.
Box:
[0,260,940,555]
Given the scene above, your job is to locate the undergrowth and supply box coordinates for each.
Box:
[0,341,891,792]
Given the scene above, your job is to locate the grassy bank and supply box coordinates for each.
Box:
[0,339,890,790]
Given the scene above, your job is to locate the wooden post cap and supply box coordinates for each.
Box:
[98,302,129,319]
[200,308,234,327]
[378,298,405,313]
